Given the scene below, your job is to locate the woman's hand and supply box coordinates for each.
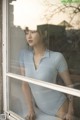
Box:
[64,113,73,120]
[25,108,36,120]
[64,102,74,120]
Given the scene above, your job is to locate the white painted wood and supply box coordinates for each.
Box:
[2,0,7,113]
[7,73,80,97]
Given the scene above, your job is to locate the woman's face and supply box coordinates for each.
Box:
[25,30,43,47]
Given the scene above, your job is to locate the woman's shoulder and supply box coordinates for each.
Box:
[49,50,63,58]
[19,48,33,60]
[20,48,32,55]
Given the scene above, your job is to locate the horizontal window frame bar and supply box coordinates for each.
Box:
[6,72,80,97]
[6,111,24,120]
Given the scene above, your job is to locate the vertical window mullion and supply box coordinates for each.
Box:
[2,0,9,113]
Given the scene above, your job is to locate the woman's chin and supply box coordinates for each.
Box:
[28,44,34,47]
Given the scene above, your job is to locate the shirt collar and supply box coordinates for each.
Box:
[30,49,50,58]
[43,49,50,58]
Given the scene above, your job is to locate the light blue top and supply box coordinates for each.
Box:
[19,48,68,116]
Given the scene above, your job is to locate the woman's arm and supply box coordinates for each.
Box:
[59,70,72,86]
[22,82,35,112]
[59,70,74,120]
[20,67,36,120]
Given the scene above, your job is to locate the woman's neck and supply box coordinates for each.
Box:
[33,45,46,56]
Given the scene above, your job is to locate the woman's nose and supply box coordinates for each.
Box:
[28,32,32,38]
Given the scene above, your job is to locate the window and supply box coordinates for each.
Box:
[2,0,80,120]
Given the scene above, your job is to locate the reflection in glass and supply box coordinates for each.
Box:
[8,0,80,120]
[9,78,27,117]
[9,78,80,120]
[8,0,80,90]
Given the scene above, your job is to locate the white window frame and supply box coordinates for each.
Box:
[2,0,80,120]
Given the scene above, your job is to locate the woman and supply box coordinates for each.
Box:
[19,27,74,120]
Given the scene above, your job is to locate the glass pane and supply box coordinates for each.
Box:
[8,0,80,91]
[9,78,80,120]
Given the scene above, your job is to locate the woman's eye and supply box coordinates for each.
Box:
[26,32,29,35]
[25,30,37,35]
[31,31,37,33]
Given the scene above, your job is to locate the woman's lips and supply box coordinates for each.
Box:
[28,40,33,45]
[28,40,33,43]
